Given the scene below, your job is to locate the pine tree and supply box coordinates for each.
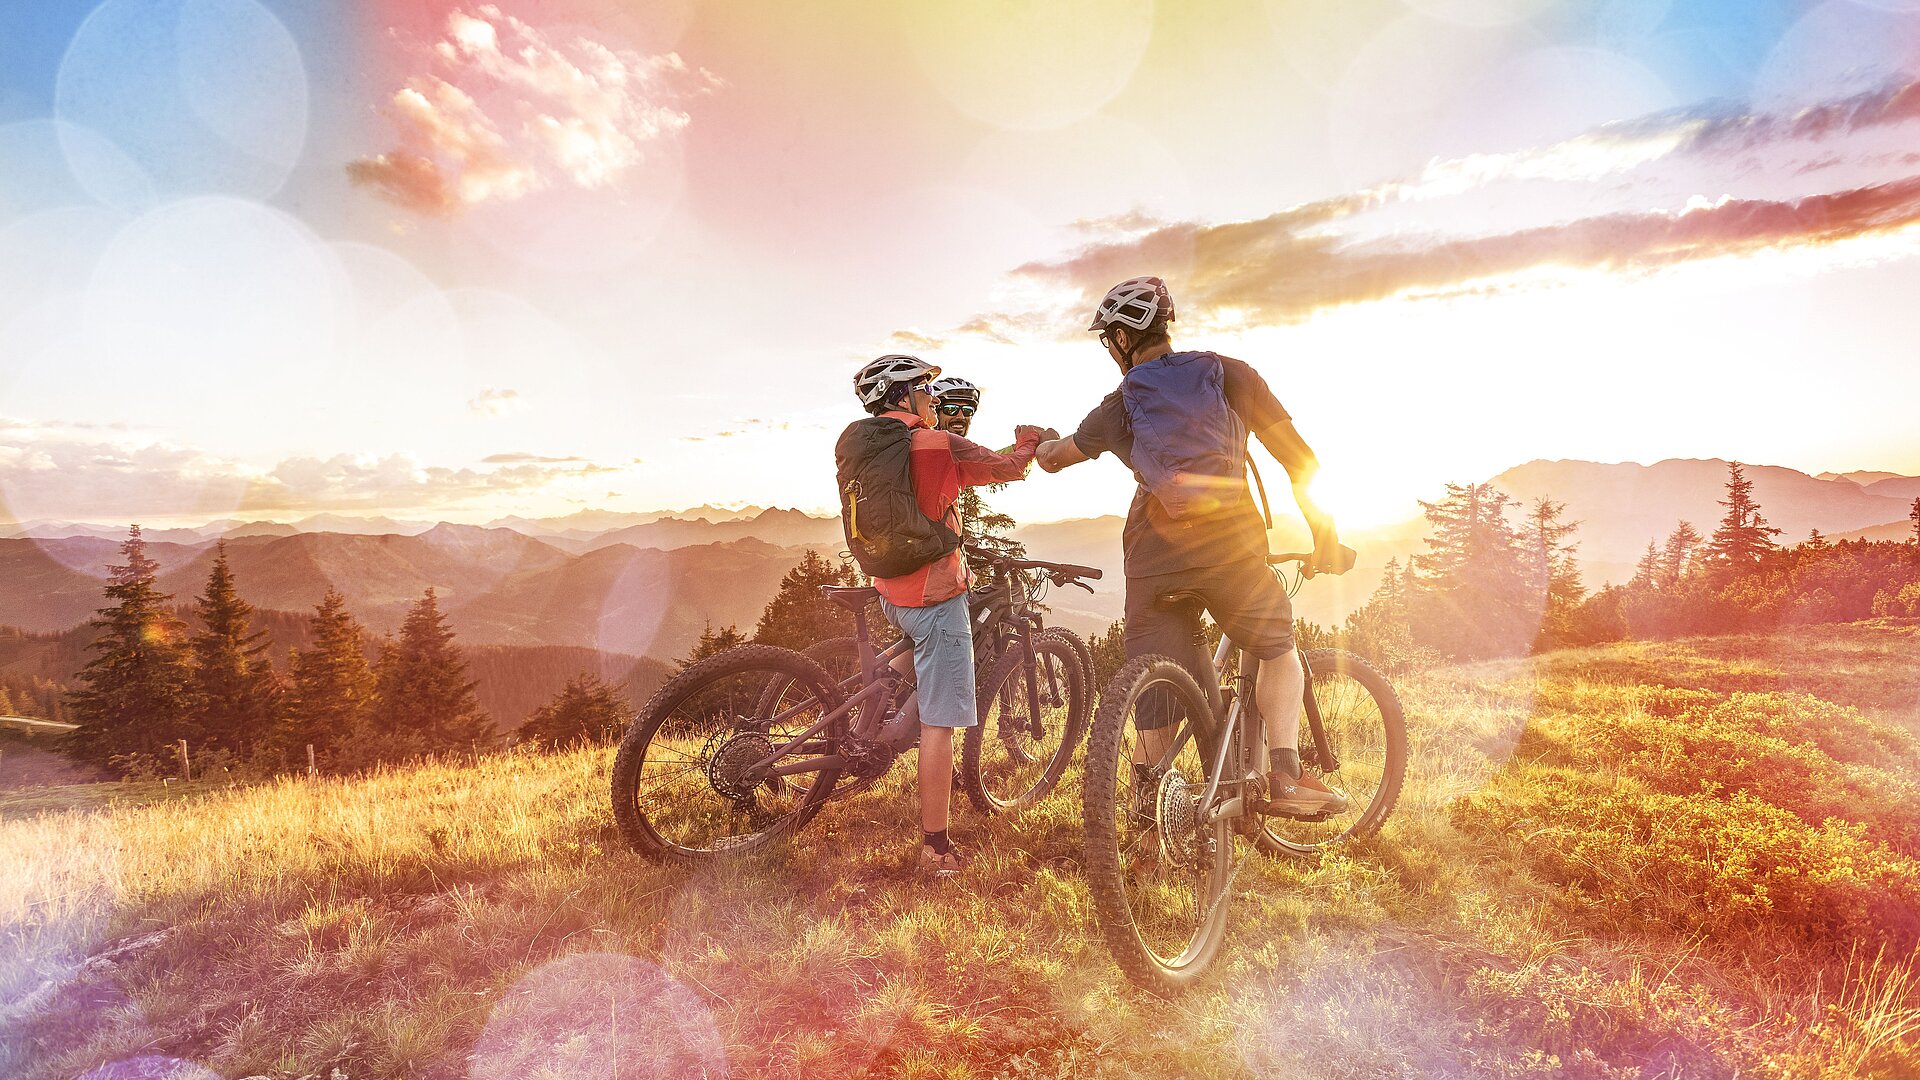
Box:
[1526,498,1584,602]
[957,485,1026,568]
[1803,528,1830,554]
[1910,497,1920,558]
[368,589,491,758]
[679,623,747,670]
[1631,540,1660,589]
[1658,521,1703,588]
[516,673,635,747]
[66,526,196,765]
[287,590,376,763]
[0,685,14,715]
[751,550,862,651]
[1409,483,1539,659]
[188,541,276,754]
[1704,461,1781,575]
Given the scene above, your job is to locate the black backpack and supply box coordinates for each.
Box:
[835,417,961,579]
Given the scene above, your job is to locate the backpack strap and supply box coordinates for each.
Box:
[1246,455,1274,532]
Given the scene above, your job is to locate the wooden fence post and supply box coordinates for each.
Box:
[177,739,191,782]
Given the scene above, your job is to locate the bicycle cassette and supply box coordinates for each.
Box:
[706,732,774,801]
[1156,769,1204,867]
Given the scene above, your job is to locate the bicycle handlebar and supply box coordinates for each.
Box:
[966,547,1102,579]
[1267,544,1359,577]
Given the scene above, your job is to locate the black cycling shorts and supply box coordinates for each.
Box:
[1124,557,1295,731]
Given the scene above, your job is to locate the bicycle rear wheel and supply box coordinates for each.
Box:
[960,632,1086,812]
[1255,648,1407,858]
[611,645,846,864]
[1083,655,1232,993]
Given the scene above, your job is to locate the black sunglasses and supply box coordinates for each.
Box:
[939,403,977,416]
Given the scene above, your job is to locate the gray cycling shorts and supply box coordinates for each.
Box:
[1124,557,1295,731]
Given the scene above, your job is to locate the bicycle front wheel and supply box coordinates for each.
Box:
[1083,655,1232,993]
[611,645,846,864]
[960,632,1086,812]
[1256,648,1407,858]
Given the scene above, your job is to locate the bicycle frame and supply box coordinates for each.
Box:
[1143,635,1341,828]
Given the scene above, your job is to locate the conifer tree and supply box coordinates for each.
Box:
[1704,461,1781,575]
[1631,540,1660,589]
[1658,521,1703,588]
[0,685,14,715]
[516,673,635,747]
[751,550,862,650]
[957,486,1026,568]
[679,623,747,670]
[368,589,491,757]
[1525,498,1583,647]
[1409,483,1538,658]
[288,589,376,761]
[1526,498,1584,605]
[66,526,196,765]
[1910,497,1920,558]
[188,541,276,754]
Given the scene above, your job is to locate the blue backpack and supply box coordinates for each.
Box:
[1121,351,1262,521]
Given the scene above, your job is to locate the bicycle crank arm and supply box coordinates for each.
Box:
[1206,795,1249,824]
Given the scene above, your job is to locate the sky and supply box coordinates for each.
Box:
[4,0,1920,530]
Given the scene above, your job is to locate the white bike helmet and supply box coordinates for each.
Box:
[928,376,981,407]
[1087,276,1175,331]
[854,353,941,412]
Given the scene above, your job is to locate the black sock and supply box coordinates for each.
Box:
[923,829,951,855]
[1268,747,1301,780]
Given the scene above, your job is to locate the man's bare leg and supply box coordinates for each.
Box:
[1258,647,1305,757]
[920,724,954,834]
[1259,646,1349,809]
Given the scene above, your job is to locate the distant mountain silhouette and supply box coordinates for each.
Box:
[1489,459,1914,570]
[566,508,842,553]
[0,529,835,661]
[1816,470,1908,486]
[1863,475,1920,501]
[8,457,1913,648]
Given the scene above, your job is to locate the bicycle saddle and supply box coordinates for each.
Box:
[819,585,880,611]
[1155,589,1207,615]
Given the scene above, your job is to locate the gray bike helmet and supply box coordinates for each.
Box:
[1087,276,1175,332]
[853,354,941,412]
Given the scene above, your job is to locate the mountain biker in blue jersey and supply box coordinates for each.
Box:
[1035,277,1349,815]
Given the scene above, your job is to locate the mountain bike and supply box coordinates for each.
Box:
[610,558,1099,863]
[770,549,1101,813]
[1081,552,1407,993]
[958,550,1100,812]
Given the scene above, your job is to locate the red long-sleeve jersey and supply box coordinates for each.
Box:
[870,410,1039,607]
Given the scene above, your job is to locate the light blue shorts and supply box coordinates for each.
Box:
[877,593,978,729]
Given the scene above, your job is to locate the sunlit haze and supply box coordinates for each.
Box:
[5,1,1920,530]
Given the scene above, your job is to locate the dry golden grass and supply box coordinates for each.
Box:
[3,620,1918,1078]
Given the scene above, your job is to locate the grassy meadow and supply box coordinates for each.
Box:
[4,620,1919,1078]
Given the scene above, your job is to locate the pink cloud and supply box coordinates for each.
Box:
[349,5,720,214]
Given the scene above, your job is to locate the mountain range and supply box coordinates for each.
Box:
[3,458,1914,657]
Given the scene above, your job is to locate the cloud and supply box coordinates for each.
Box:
[349,5,721,214]
[469,386,522,416]
[482,452,589,464]
[933,78,1920,338]
[679,417,799,443]
[0,424,626,522]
